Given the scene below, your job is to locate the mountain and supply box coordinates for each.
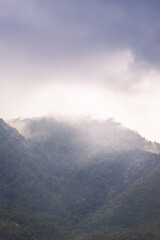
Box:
[0,116,160,239]
[9,117,160,154]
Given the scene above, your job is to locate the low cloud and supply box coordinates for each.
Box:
[1,0,160,142]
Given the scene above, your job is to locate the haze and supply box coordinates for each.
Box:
[1,0,160,142]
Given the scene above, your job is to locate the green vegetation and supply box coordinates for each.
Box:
[0,206,69,240]
[0,117,160,239]
[74,220,160,240]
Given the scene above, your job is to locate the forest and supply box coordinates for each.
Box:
[0,117,160,239]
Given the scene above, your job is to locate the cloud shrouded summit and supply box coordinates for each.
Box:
[1,0,160,142]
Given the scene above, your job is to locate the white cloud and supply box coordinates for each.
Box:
[1,0,160,142]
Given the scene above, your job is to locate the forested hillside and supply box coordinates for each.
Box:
[0,117,160,239]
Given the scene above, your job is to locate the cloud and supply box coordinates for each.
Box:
[0,0,160,95]
[1,0,160,141]
[1,0,160,65]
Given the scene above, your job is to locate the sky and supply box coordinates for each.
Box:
[1,0,160,142]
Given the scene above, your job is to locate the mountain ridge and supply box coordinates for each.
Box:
[9,116,160,154]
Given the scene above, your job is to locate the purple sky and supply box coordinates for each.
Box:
[1,0,160,141]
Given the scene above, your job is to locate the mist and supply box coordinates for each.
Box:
[1,0,160,142]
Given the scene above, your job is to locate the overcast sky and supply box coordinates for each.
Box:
[1,0,160,142]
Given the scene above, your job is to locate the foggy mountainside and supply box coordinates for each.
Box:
[1,0,160,240]
[0,117,160,239]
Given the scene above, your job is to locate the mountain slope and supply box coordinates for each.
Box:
[75,219,160,240]
[0,116,160,239]
[78,158,160,234]
[0,119,68,220]
[0,206,69,240]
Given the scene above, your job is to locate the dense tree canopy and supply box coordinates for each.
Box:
[0,117,160,239]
